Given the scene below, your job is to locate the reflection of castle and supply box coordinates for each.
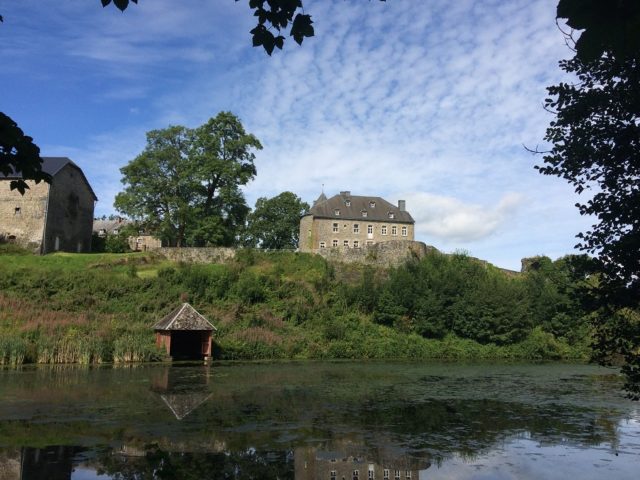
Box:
[294,445,429,480]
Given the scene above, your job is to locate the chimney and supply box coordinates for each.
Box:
[340,191,351,197]
[398,200,406,212]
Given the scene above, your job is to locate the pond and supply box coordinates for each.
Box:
[0,362,638,479]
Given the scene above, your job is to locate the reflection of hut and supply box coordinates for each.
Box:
[153,303,217,360]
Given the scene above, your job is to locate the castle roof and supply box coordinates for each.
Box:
[153,303,217,331]
[305,191,414,224]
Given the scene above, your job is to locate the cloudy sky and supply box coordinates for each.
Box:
[1,0,591,270]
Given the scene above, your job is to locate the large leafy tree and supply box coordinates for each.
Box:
[114,112,262,247]
[245,191,309,249]
[537,2,640,397]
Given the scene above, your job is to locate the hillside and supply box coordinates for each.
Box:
[0,246,594,364]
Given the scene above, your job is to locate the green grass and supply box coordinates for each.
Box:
[0,248,593,365]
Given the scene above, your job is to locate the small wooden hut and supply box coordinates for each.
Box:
[153,303,217,360]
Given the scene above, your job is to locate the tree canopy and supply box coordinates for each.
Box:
[114,112,262,247]
[541,3,640,398]
[245,191,309,249]
[0,112,50,194]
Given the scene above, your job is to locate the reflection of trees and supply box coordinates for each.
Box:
[95,448,294,480]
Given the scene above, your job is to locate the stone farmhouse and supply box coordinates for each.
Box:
[299,191,415,252]
[92,216,162,252]
[0,157,96,253]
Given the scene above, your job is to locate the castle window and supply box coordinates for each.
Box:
[391,226,397,236]
[345,200,351,207]
[405,471,411,479]
[14,207,21,215]
[368,468,375,479]
[333,223,339,233]
[361,210,368,218]
[395,471,401,480]
[388,212,395,219]
[401,226,408,236]
[384,470,390,479]
[353,470,359,479]
[367,225,373,235]
[331,471,337,479]
[343,240,349,247]
[353,224,359,234]
[334,209,341,216]
[353,240,359,248]
[381,225,387,235]
[332,239,338,247]
[369,201,376,208]
[308,229,311,238]
[319,242,326,249]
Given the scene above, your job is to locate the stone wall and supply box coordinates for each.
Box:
[313,240,434,267]
[0,179,50,252]
[156,247,237,263]
[43,164,95,253]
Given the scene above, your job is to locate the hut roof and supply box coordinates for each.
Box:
[153,303,217,331]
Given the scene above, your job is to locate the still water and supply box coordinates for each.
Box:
[0,362,638,479]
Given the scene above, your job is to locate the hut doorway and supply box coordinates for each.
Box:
[170,331,210,360]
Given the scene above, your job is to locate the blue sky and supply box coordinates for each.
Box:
[0,0,591,270]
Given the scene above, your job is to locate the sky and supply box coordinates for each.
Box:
[0,0,592,270]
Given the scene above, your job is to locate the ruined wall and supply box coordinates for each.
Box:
[0,179,50,252]
[156,247,237,263]
[313,240,433,267]
[43,165,95,253]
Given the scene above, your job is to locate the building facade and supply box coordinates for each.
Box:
[299,191,415,252]
[0,157,97,253]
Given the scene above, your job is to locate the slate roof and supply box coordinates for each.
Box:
[93,218,132,235]
[0,156,98,201]
[305,191,414,223]
[153,303,217,331]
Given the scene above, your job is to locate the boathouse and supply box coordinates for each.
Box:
[153,303,216,360]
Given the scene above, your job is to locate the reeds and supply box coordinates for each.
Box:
[0,336,26,365]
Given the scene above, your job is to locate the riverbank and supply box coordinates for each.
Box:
[0,246,592,364]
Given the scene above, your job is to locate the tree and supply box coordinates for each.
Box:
[114,112,262,247]
[245,191,309,249]
[539,10,640,396]
[0,112,50,194]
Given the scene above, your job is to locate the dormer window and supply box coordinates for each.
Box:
[345,200,351,207]
[334,209,340,216]
[369,201,376,208]
[361,210,368,218]
[388,212,395,219]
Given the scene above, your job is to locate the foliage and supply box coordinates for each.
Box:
[245,191,309,249]
[557,0,640,62]
[115,112,262,247]
[539,48,640,396]
[0,248,603,365]
[0,112,50,194]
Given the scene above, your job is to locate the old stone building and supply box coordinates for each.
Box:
[299,191,415,252]
[0,157,97,253]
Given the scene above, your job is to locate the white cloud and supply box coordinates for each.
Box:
[405,192,525,242]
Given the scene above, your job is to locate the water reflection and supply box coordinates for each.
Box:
[0,362,638,479]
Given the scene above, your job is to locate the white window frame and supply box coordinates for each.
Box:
[353,223,359,234]
[353,240,359,248]
[381,225,387,235]
[367,225,373,235]
[343,240,350,247]
[319,241,326,249]
[334,209,341,216]
[401,226,408,236]
[332,239,338,247]
[369,201,376,208]
[391,226,397,236]
[361,210,368,217]
[388,212,395,219]
[333,222,339,233]
[345,200,351,207]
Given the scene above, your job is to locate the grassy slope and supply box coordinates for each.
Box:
[0,246,589,364]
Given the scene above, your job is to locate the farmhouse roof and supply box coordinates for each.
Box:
[305,191,414,223]
[153,303,217,331]
[0,156,97,201]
